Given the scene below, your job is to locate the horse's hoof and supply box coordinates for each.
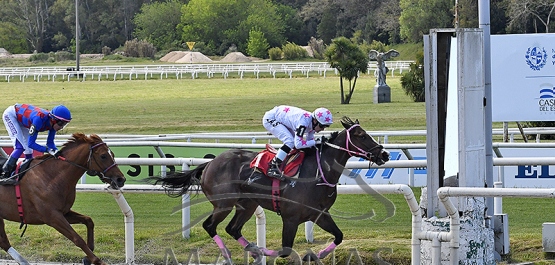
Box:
[82,257,91,265]
[302,252,319,262]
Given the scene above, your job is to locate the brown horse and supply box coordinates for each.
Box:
[149,117,390,264]
[0,133,126,265]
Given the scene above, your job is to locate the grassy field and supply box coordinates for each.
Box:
[0,70,553,264]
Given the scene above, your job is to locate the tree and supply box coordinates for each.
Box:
[5,0,53,52]
[399,0,453,43]
[180,0,285,55]
[324,37,368,104]
[317,4,338,44]
[507,0,555,33]
[246,28,270,58]
[400,50,425,102]
[133,0,183,51]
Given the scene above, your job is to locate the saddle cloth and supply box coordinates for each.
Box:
[250,144,304,178]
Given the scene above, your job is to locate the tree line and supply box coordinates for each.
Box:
[0,0,553,56]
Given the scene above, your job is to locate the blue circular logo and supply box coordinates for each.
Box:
[525,47,547,71]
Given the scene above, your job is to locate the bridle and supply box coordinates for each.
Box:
[324,124,383,159]
[57,142,118,185]
[316,124,383,187]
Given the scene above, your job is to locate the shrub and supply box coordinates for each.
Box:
[102,46,112,56]
[124,39,156,59]
[282,42,307,60]
[246,29,269,59]
[400,51,425,102]
[103,54,125,60]
[55,51,74,61]
[28,53,50,62]
[268,47,282,60]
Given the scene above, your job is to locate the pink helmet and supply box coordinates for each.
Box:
[312,107,333,126]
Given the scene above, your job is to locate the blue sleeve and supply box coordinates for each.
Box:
[46,129,57,150]
[27,129,48,153]
[27,117,48,153]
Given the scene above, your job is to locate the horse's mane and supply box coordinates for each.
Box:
[62,133,102,148]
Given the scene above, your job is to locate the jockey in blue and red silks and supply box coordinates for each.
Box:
[262,105,333,180]
[0,103,72,185]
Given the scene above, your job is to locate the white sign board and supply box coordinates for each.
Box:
[491,33,555,121]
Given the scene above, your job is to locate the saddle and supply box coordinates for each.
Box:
[0,158,32,183]
[250,144,305,178]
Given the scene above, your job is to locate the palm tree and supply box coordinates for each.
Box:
[324,37,368,104]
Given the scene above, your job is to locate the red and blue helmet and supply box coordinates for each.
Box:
[50,105,72,122]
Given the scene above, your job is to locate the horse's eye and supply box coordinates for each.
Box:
[100,154,107,159]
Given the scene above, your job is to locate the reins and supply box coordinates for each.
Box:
[315,124,382,187]
[14,141,118,235]
[324,124,382,158]
[57,142,118,185]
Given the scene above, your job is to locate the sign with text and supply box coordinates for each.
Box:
[491,33,555,121]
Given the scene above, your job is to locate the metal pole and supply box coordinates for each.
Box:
[75,0,80,71]
[479,0,492,225]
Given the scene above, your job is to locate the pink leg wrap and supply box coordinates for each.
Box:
[213,235,231,258]
[237,237,249,248]
[260,247,279,257]
[318,242,337,259]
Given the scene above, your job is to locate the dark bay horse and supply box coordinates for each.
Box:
[149,117,389,264]
[0,133,126,265]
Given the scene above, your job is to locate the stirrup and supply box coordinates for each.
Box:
[0,176,17,185]
[267,169,285,181]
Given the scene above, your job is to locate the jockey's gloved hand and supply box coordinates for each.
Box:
[47,149,58,157]
[316,136,327,144]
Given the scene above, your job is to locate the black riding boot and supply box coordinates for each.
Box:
[267,158,284,180]
[0,158,18,185]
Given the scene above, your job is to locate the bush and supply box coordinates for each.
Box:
[123,39,156,59]
[282,42,307,60]
[400,51,425,102]
[55,51,74,61]
[268,47,282,60]
[246,29,269,59]
[102,54,125,60]
[102,46,112,56]
[28,53,50,62]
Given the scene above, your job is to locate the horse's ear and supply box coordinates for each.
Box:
[340,116,355,129]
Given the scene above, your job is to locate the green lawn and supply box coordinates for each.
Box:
[0,71,552,264]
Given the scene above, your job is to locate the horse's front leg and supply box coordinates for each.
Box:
[47,212,104,265]
[310,213,343,260]
[65,210,95,251]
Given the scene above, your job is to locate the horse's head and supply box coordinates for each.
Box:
[61,133,126,189]
[338,117,390,165]
[86,134,126,189]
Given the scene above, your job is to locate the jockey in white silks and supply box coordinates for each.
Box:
[262,105,333,180]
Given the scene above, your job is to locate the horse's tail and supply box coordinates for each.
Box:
[146,162,209,198]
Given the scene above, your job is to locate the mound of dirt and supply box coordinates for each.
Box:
[159,51,179,62]
[175,51,213,63]
[220,52,251,63]
[159,51,213,63]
